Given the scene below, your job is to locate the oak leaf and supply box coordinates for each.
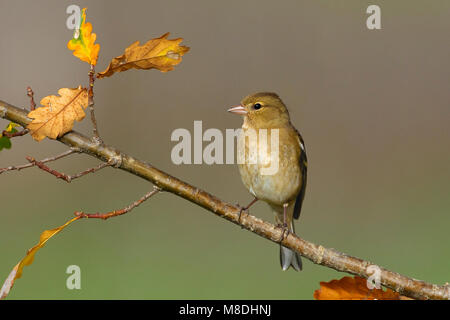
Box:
[97,32,189,79]
[27,86,88,141]
[313,276,401,300]
[0,216,81,299]
[67,8,100,65]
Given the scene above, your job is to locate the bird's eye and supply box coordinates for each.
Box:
[253,103,262,110]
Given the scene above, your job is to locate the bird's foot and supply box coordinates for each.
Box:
[235,204,248,228]
[235,198,258,229]
[277,223,290,243]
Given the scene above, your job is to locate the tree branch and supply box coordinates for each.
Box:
[0,148,77,174]
[1,128,29,138]
[88,64,102,144]
[27,86,36,111]
[0,100,448,300]
[75,187,160,220]
[25,156,111,182]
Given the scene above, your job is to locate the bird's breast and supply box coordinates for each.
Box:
[237,127,302,206]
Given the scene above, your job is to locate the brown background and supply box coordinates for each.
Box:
[1,0,449,298]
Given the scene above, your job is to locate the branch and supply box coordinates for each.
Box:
[0,100,448,300]
[75,187,160,220]
[88,65,102,144]
[25,156,111,182]
[27,86,36,111]
[0,148,77,174]
[1,128,29,138]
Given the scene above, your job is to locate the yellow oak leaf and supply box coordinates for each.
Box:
[97,32,189,79]
[67,8,100,65]
[27,86,88,141]
[0,216,81,300]
[314,276,401,300]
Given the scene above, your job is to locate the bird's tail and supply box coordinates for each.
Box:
[280,221,302,271]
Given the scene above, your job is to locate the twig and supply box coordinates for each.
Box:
[0,87,34,138]
[1,100,448,300]
[25,156,111,183]
[1,128,29,138]
[27,86,36,111]
[88,64,102,144]
[0,148,77,175]
[75,187,160,220]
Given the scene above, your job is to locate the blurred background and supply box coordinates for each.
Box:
[0,0,449,299]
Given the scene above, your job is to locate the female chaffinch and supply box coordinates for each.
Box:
[228,92,307,271]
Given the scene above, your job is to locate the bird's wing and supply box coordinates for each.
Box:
[293,129,307,220]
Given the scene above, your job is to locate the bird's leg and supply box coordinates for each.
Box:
[237,197,258,224]
[279,203,290,242]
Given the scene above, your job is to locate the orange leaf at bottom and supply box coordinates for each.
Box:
[314,276,401,300]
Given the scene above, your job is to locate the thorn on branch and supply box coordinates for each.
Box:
[25,156,111,182]
[75,187,160,220]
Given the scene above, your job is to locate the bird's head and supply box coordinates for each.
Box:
[228,92,290,128]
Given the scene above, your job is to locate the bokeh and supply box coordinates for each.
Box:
[1,0,449,299]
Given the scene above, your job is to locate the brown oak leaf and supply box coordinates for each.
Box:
[97,32,189,79]
[27,86,88,141]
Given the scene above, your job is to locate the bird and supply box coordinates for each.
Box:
[228,92,307,271]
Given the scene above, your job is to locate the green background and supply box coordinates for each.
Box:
[1,0,449,299]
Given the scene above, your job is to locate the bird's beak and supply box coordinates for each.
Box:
[227,105,247,115]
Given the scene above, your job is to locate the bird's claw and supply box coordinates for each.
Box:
[278,223,290,243]
[236,204,248,228]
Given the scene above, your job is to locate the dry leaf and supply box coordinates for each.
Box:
[67,8,100,65]
[27,86,88,141]
[0,264,19,299]
[97,32,189,79]
[0,216,81,299]
[314,276,401,300]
